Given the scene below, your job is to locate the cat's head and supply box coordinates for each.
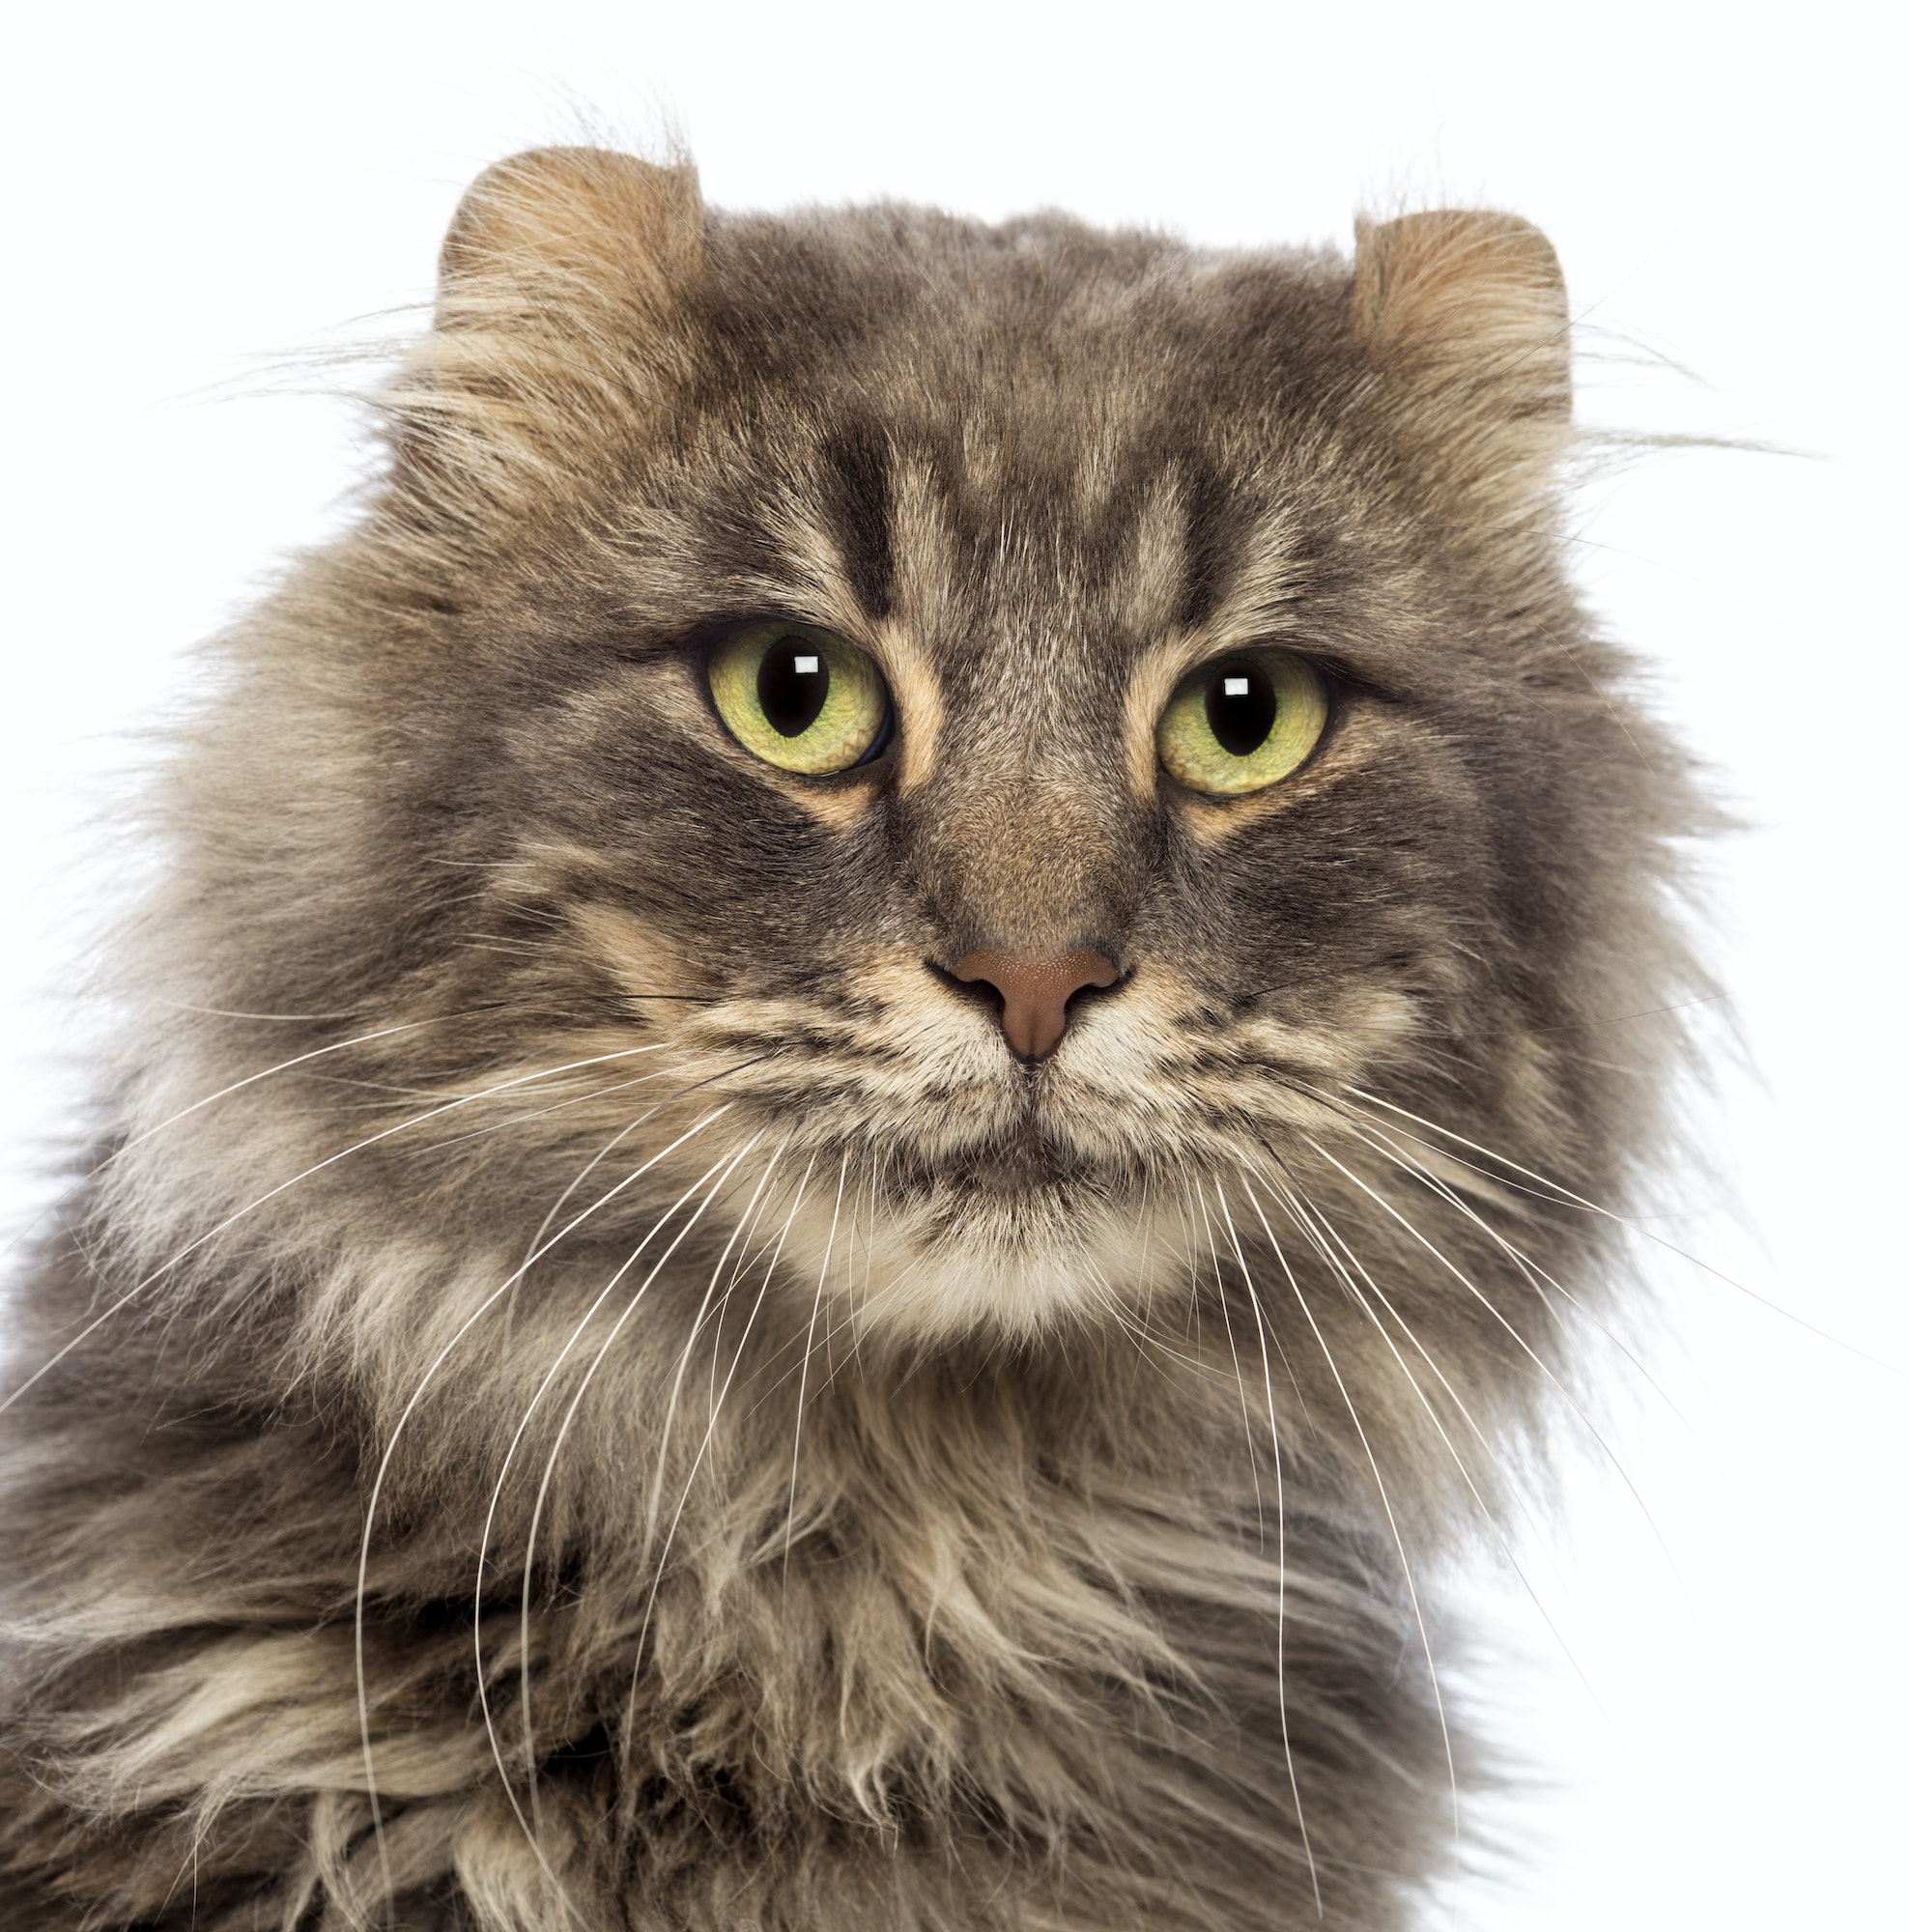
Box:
[124,149,1696,1383]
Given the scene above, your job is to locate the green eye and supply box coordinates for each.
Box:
[1156,649,1329,796]
[707,620,892,775]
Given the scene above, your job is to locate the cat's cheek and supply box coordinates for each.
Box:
[563,899,727,1007]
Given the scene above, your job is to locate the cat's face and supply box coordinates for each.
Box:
[489,355,1541,1340]
[149,153,1688,1363]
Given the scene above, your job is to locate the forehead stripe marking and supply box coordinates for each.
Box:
[1175,458,1240,631]
[817,423,897,622]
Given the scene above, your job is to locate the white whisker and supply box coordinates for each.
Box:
[1,1037,695,1418]
[356,1100,736,1914]
[1191,1177,1265,1543]
[784,1158,849,1587]
[1308,1117,1693,1594]
[641,1138,790,1562]
[1327,1100,1694,1421]
[1342,1085,1900,1373]
[511,1133,762,1838]
[1272,1158,1619,1734]
[110,1012,468,1155]
[631,1151,822,1698]
[468,1105,750,1906]
[1235,1169,1464,1861]
[1209,1180,1321,1918]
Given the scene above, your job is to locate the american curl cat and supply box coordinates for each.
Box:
[0,149,1701,1930]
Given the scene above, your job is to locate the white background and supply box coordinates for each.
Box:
[3,4,1904,1925]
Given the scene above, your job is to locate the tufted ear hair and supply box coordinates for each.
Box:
[383,148,704,511]
[435,146,704,327]
[1352,209,1572,517]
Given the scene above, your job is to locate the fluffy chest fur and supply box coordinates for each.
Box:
[0,149,1700,1930]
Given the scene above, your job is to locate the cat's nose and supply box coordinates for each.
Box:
[951,949,1121,1062]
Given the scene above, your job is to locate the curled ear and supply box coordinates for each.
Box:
[390,147,704,506]
[435,146,704,327]
[1353,209,1572,514]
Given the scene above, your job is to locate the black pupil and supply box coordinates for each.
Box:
[1205,660,1276,757]
[756,635,831,737]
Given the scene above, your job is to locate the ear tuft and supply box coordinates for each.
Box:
[1353,210,1572,512]
[436,146,703,322]
[384,149,704,514]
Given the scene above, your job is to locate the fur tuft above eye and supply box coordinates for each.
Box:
[1155,649,1328,795]
[707,620,893,775]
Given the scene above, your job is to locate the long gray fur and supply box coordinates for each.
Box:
[0,151,1704,1929]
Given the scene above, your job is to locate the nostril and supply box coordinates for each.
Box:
[948,948,1122,1062]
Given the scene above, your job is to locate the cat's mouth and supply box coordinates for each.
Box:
[894,1115,1119,1202]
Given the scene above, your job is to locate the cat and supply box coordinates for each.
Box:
[0,147,1702,1930]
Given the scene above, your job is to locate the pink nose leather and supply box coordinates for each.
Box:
[952,949,1120,1061]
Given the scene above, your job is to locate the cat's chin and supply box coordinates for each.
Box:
[760,1148,1165,1345]
[874,1196,1160,1343]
